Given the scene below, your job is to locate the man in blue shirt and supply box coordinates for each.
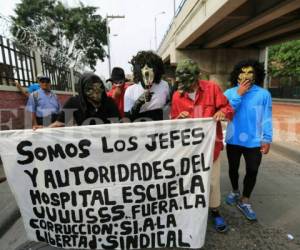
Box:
[224,60,272,221]
[26,75,61,128]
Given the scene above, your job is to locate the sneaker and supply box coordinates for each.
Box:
[226,191,240,205]
[213,216,229,233]
[237,202,257,221]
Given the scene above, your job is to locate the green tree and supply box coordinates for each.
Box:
[268,40,300,79]
[11,0,107,70]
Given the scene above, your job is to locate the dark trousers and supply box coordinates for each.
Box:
[226,144,262,198]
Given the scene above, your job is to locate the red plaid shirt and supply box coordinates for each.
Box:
[171,80,233,161]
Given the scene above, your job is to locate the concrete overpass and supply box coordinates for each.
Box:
[158,0,300,85]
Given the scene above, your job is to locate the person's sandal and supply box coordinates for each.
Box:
[213,216,229,233]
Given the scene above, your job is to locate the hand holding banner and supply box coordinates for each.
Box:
[0,118,216,249]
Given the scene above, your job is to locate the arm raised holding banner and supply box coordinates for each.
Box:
[0,116,217,249]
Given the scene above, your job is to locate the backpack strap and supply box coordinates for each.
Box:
[33,91,39,112]
[52,92,59,101]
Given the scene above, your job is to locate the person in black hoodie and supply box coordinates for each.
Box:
[49,72,120,127]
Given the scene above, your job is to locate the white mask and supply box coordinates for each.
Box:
[141,64,154,87]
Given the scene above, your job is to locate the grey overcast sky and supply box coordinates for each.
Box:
[0,0,179,78]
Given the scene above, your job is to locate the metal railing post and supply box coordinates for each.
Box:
[70,67,76,96]
[34,49,43,76]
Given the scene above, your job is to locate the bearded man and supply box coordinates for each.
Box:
[124,51,170,121]
[171,59,234,233]
[224,60,273,221]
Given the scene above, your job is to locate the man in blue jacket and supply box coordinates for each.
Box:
[224,60,272,221]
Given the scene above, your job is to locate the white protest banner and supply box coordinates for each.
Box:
[0,118,216,249]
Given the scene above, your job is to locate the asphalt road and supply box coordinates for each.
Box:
[0,149,299,250]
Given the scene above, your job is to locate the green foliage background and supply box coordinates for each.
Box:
[11,0,107,70]
[268,40,300,81]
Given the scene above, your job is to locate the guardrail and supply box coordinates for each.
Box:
[157,0,187,52]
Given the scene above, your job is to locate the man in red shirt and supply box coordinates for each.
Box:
[107,67,130,118]
[171,59,234,232]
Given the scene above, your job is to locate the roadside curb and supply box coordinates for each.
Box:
[0,201,20,238]
[271,142,300,163]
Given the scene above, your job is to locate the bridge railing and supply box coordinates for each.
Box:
[175,0,188,17]
[157,0,187,51]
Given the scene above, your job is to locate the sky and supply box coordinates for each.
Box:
[0,0,180,79]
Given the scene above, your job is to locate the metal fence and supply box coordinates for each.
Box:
[0,35,80,92]
[268,76,300,99]
[0,35,36,86]
[41,56,73,92]
[269,86,300,99]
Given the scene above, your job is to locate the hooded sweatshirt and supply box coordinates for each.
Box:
[57,72,120,125]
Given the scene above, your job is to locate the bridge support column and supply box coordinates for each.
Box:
[173,48,262,88]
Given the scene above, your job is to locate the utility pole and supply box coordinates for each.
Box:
[106,15,125,76]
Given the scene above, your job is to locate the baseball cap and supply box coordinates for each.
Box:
[37,74,51,83]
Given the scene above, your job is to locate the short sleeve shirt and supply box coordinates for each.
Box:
[124,80,170,113]
[26,89,61,117]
